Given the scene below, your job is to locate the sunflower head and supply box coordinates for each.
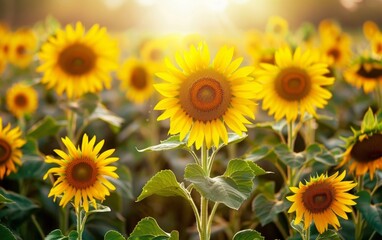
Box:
[6,83,38,118]
[43,134,119,211]
[154,42,260,149]
[8,28,37,69]
[266,16,289,38]
[254,46,335,122]
[344,57,382,93]
[0,118,26,179]
[287,171,358,234]
[338,108,382,180]
[363,20,380,41]
[37,22,119,99]
[117,57,154,104]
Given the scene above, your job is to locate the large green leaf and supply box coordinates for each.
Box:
[356,191,382,236]
[252,193,289,226]
[215,133,247,151]
[233,229,264,240]
[127,217,179,240]
[246,146,273,162]
[27,116,65,139]
[137,135,187,152]
[104,230,127,240]
[0,188,39,228]
[184,159,257,209]
[136,170,188,202]
[0,223,17,240]
[274,144,305,168]
[315,229,341,240]
[0,194,13,204]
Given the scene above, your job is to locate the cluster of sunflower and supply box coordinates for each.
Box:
[0,15,382,240]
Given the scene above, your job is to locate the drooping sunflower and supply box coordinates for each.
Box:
[254,47,335,122]
[117,57,154,104]
[154,42,260,149]
[6,83,38,118]
[0,118,26,179]
[43,134,119,211]
[287,171,358,234]
[338,109,382,180]
[343,58,382,93]
[8,28,37,69]
[37,22,119,99]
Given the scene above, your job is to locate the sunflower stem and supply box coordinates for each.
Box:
[199,143,210,240]
[76,206,83,240]
[31,214,45,239]
[355,176,364,240]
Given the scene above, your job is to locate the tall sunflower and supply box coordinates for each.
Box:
[343,58,382,93]
[287,171,358,234]
[154,42,260,149]
[6,83,38,118]
[338,109,382,180]
[117,57,154,104]
[254,47,334,122]
[0,118,26,179]
[43,134,119,212]
[37,22,119,99]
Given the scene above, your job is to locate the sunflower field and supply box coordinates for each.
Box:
[1,0,382,239]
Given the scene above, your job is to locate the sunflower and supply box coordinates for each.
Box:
[0,118,26,179]
[287,171,358,234]
[154,42,260,149]
[140,37,169,71]
[117,57,154,104]
[363,20,379,41]
[254,47,334,122]
[6,83,38,118]
[343,58,382,93]
[8,28,37,69]
[338,110,382,180]
[320,34,352,68]
[43,134,119,212]
[0,51,6,75]
[37,22,119,99]
[266,16,289,38]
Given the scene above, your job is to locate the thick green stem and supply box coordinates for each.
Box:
[200,144,210,240]
[76,206,83,240]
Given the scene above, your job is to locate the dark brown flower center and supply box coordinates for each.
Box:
[356,64,382,79]
[350,134,382,163]
[3,45,9,54]
[327,47,340,61]
[131,66,148,90]
[14,93,28,107]
[179,70,232,122]
[0,139,12,164]
[66,157,97,189]
[16,45,26,56]
[302,181,334,213]
[58,43,96,76]
[275,67,311,101]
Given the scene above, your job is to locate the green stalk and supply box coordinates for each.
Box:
[76,206,83,240]
[200,143,210,240]
[355,176,364,240]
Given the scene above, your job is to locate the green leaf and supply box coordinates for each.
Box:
[233,229,264,240]
[290,219,305,236]
[89,104,124,128]
[27,116,65,139]
[0,223,17,240]
[252,193,289,226]
[315,229,341,240]
[184,159,256,209]
[0,194,13,204]
[68,231,79,240]
[356,191,382,236]
[246,161,268,176]
[0,188,39,228]
[136,170,188,202]
[246,146,272,162]
[110,165,134,200]
[45,229,68,240]
[127,217,178,240]
[305,144,337,166]
[87,203,111,215]
[361,108,376,133]
[9,158,49,180]
[274,144,305,168]
[216,133,247,151]
[137,135,187,152]
[104,230,127,240]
